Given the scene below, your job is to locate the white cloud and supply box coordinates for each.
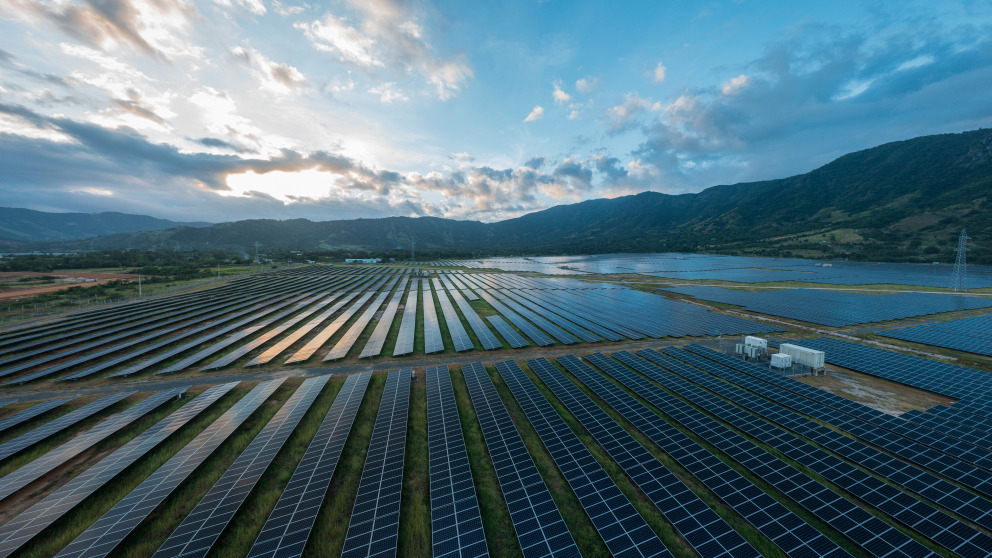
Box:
[214,0,266,16]
[607,93,661,131]
[231,46,307,95]
[552,81,571,105]
[523,105,544,122]
[295,15,382,67]
[652,61,666,83]
[575,76,598,93]
[369,82,409,103]
[721,74,751,95]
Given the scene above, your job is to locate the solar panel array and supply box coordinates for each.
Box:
[0,392,133,462]
[447,287,501,350]
[426,365,488,558]
[434,280,474,352]
[527,357,757,558]
[485,316,529,348]
[361,280,408,358]
[883,314,992,357]
[0,382,238,558]
[0,397,74,435]
[56,379,284,558]
[559,354,851,558]
[620,349,983,557]
[423,280,446,354]
[340,368,411,558]
[0,388,184,501]
[247,371,370,558]
[662,286,992,326]
[494,360,671,558]
[460,362,579,558]
[392,279,418,357]
[154,375,330,558]
[789,337,992,399]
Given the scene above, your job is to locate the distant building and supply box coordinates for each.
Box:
[345,258,382,264]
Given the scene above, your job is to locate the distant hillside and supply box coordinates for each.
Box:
[31,128,992,263]
[0,208,211,243]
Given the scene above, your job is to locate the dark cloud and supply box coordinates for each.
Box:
[194,137,251,153]
[523,156,545,169]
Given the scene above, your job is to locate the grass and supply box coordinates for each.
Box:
[485,364,609,557]
[16,384,251,558]
[448,365,522,557]
[398,369,430,555]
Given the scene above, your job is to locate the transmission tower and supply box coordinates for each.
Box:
[949,229,970,292]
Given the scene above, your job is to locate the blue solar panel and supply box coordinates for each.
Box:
[340,369,411,558]
[883,315,992,356]
[460,362,579,558]
[494,360,671,558]
[247,371,370,558]
[426,365,488,558]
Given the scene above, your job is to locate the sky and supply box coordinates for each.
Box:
[1,1,991,224]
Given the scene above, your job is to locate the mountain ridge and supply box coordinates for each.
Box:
[9,128,992,263]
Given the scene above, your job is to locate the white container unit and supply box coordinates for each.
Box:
[744,336,767,350]
[770,353,792,369]
[778,343,825,369]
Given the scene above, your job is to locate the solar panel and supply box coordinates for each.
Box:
[487,291,578,344]
[609,350,980,557]
[246,291,358,366]
[55,379,284,558]
[247,371,371,558]
[494,360,670,558]
[0,388,185,502]
[286,290,377,364]
[0,397,75,435]
[0,392,133,462]
[0,382,237,558]
[484,316,528,349]
[340,368,411,558]
[496,292,599,343]
[527,358,756,558]
[360,280,408,358]
[559,354,857,558]
[460,362,579,558]
[883,315,992,356]
[392,280,418,357]
[475,291,553,346]
[447,287,501,350]
[423,280,445,354]
[434,280,473,352]
[660,346,992,547]
[426,365,489,558]
[511,291,625,341]
[154,375,330,558]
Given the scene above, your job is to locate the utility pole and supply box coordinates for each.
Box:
[138,274,142,298]
[254,242,260,265]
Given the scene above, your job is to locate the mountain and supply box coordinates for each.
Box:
[27,128,992,263]
[0,208,211,244]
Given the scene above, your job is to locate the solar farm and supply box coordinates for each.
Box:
[0,254,991,558]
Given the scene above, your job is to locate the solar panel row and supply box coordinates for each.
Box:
[0,382,238,558]
[426,365,489,558]
[154,375,330,558]
[447,287,501,350]
[434,279,474,352]
[484,315,529,349]
[339,369,411,558]
[0,388,185,502]
[0,392,133,462]
[460,362,579,558]
[619,349,980,557]
[360,280,408,358]
[55,379,284,558]
[423,281,445,354]
[247,371,371,558]
[0,397,75,434]
[494,360,671,558]
[527,357,756,558]
[392,279,418,357]
[883,315,992,357]
[560,355,850,558]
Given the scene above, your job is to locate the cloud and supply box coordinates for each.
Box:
[629,24,992,192]
[368,82,409,103]
[523,105,544,122]
[4,0,197,60]
[296,0,473,100]
[575,76,599,93]
[552,82,571,105]
[721,74,750,95]
[606,93,660,132]
[652,61,666,83]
